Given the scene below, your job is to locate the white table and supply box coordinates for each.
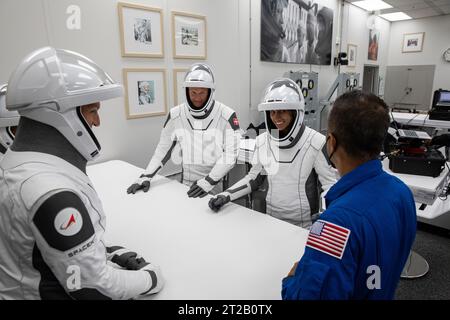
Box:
[87,160,309,300]
[382,158,450,278]
[391,112,450,130]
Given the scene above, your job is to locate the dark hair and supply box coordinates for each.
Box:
[328,90,389,159]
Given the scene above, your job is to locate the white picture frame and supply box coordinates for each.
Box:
[123,68,167,119]
[118,2,164,58]
[172,11,207,59]
[347,44,357,67]
[402,32,425,53]
[173,68,188,106]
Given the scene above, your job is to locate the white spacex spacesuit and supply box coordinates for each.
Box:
[127,63,241,197]
[0,47,163,299]
[209,78,337,228]
[0,84,19,160]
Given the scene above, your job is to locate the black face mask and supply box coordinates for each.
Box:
[326,134,338,169]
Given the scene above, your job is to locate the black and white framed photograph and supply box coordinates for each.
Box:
[172,11,207,59]
[402,32,425,53]
[118,2,164,58]
[368,29,379,61]
[123,68,167,119]
[260,0,333,65]
[134,19,152,45]
[173,68,188,106]
[347,43,357,67]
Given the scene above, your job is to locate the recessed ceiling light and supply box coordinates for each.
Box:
[379,12,412,21]
[352,0,393,11]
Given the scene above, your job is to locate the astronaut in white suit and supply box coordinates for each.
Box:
[0,84,19,160]
[127,63,241,198]
[209,78,338,228]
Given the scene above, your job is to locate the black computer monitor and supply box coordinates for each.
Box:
[438,91,450,104]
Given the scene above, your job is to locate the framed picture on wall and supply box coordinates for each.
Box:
[402,32,425,53]
[347,44,357,67]
[173,68,188,106]
[123,68,167,119]
[260,0,334,65]
[118,2,164,58]
[172,11,207,59]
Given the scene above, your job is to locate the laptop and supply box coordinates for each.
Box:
[397,129,431,140]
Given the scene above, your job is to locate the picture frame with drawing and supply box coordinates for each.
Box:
[368,29,379,61]
[118,2,164,58]
[123,68,167,119]
[172,11,207,59]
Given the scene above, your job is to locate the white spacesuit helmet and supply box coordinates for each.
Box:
[258,78,305,148]
[6,47,123,160]
[0,84,19,150]
[182,63,215,116]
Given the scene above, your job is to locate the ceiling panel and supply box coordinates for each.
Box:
[385,0,426,5]
[348,0,450,19]
[431,0,450,6]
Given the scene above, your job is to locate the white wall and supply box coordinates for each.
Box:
[341,2,391,97]
[244,0,391,125]
[0,0,248,172]
[387,14,450,100]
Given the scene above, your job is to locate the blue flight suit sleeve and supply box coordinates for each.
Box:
[282,209,360,300]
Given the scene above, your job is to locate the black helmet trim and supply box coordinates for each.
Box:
[6,126,15,140]
[265,110,299,143]
[0,142,6,154]
[185,87,213,116]
[267,79,301,97]
[185,64,215,83]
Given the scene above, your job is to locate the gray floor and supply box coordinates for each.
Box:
[395,224,450,300]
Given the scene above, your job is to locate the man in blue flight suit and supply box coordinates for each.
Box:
[282,90,417,300]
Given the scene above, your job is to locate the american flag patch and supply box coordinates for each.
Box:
[306,220,351,260]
